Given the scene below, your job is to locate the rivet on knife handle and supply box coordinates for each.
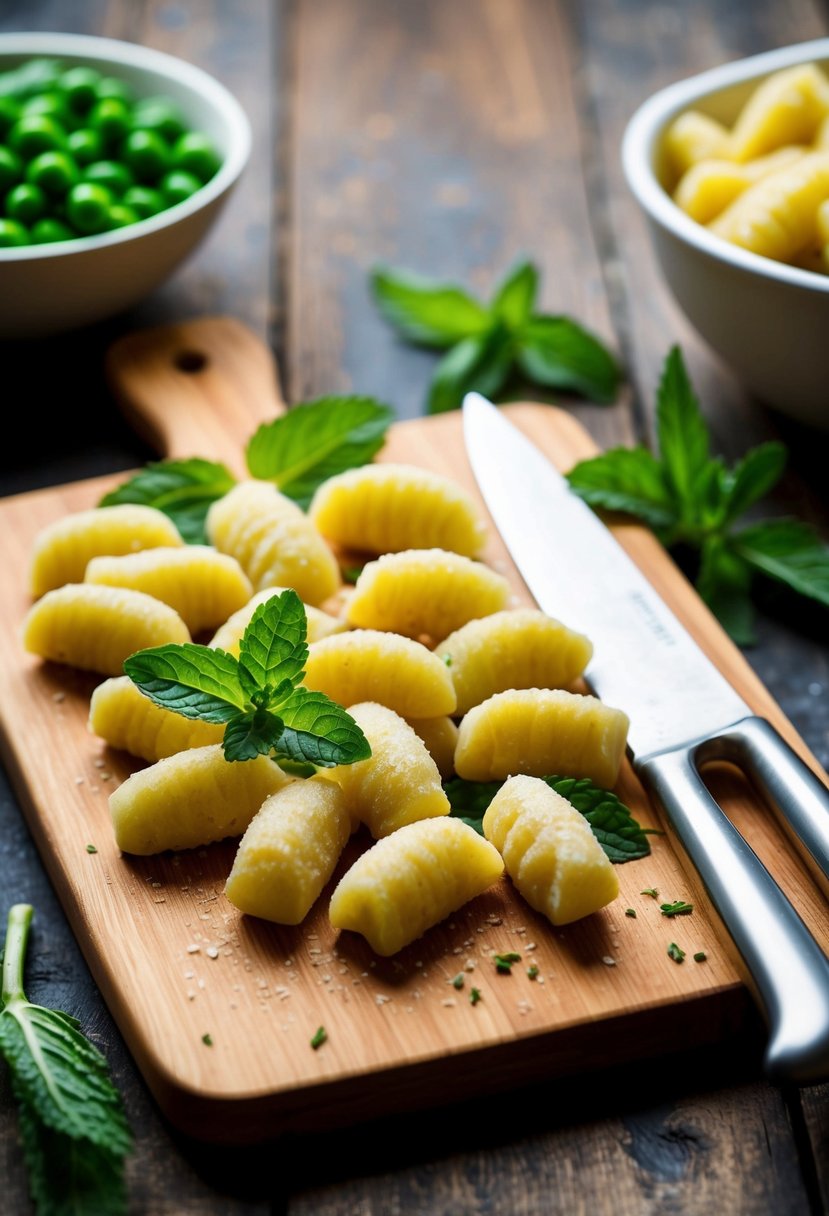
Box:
[638,745,829,1086]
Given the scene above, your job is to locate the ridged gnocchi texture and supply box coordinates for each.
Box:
[483,775,619,925]
[437,609,593,713]
[225,778,351,923]
[309,463,487,557]
[206,480,340,606]
[85,546,252,635]
[329,818,504,956]
[89,676,224,761]
[710,150,829,261]
[29,504,184,598]
[303,630,457,717]
[673,146,805,224]
[22,584,190,675]
[663,109,730,178]
[324,702,449,838]
[728,63,829,162]
[109,743,290,855]
[208,587,345,654]
[454,689,629,788]
[404,716,459,780]
[346,548,510,639]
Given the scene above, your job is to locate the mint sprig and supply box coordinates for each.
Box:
[444,776,655,863]
[371,260,621,413]
[567,346,829,644]
[0,904,132,1215]
[124,590,370,769]
[100,395,393,539]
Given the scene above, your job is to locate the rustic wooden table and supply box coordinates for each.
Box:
[1,1,828,1212]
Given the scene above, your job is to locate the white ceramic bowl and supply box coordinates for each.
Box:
[0,32,250,339]
[622,38,829,428]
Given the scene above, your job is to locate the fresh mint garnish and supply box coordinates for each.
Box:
[667,942,686,964]
[660,900,693,918]
[125,590,370,769]
[371,260,620,413]
[99,457,235,545]
[444,775,655,863]
[567,345,829,643]
[0,904,132,1215]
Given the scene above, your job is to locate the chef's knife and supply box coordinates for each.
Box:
[462,391,829,1085]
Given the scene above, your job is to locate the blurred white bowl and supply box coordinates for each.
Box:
[622,39,829,428]
[0,32,251,339]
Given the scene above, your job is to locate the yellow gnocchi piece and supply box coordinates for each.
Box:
[814,113,829,150]
[206,480,340,606]
[404,716,459,780]
[436,609,593,714]
[303,630,457,717]
[28,504,184,598]
[346,548,510,639]
[710,151,829,261]
[673,146,805,224]
[308,463,487,557]
[323,702,449,838]
[483,775,619,925]
[329,817,504,956]
[88,676,224,761]
[109,743,291,855]
[22,584,190,676]
[84,546,252,635]
[208,587,345,654]
[728,63,829,162]
[225,778,351,923]
[454,689,629,788]
[663,109,730,180]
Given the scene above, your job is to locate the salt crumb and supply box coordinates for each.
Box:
[441,998,456,1008]
[486,915,502,926]
[151,881,162,889]
[93,758,105,769]
[206,946,219,960]
[464,959,476,971]
[525,942,537,952]
[89,785,99,794]
[184,970,194,980]
[52,691,65,703]
[536,975,545,985]
[515,927,526,935]
[375,994,391,1006]
[153,897,166,904]
[415,960,423,968]
[452,947,463,955]
[74,776,84,785]
[602,956,617,967]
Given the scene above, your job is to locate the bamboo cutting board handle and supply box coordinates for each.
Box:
[106,317,285,477]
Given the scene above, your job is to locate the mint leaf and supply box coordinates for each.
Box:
[444,778,503,831]
[427,324,514,414]
[99,458,235,544]
[222,709,284,761]
[566,447,678,530]
[371,265,490,348]
[16,1095,128,1216]
[721,442,787,525]
[733,519,829,607]
[245,396,393,509]
[491,261,538,330]
[655,346,711,515]
[237,589,308,701]
[124,644,245,722]
[516,315,620,403]
[698,536,756,645]
[275,688,371,768]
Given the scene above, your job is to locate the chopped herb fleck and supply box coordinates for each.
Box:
[451,973,465,990]
[625,908,636,918]
[342,566,364,585]
[443,653,453,667]
[527,964,539,980]
[641,888,659,898]
[201,1033,213,1047]
[85,843,98,854]
[469,987,482,1005]
[693,951,707,963]
[660,900,693,918]
[310,1026,327,1050]
[494,952,522,974]
[667,942,686,964]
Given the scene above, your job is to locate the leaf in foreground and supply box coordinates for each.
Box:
[370,265,490,348]
[517,315,621,403]
[275,687,372,768]
[124,643,246,722]
[99,457,235,544]
[567,446,678,530]
[732,519,829,606]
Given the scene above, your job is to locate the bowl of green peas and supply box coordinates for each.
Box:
[0,32,251,338]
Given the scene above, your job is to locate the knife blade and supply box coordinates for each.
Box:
[462,391,829,1085]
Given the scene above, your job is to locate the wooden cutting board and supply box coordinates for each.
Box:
[1,317,826,1143]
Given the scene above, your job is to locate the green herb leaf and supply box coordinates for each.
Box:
[124,644,245,722]
[310,1026,327,1050]
[526,964,540,980]
[697,536,756,646]
[275,688,371,768]
[16,1099,129,1216]
[371,265,490,348]
[245,396,394,509]
[493,952,522,974]
[721,442,787,524]
[516,315,620,403]
[99,458,235,544]
[469,987,482,1005]
[693,952,707,963]
[667,942,686,964]
[491,260,538,330]
[625,908,636,918]
[641,888,659,898]
[655,346,711,516]
[222,708,284,762]
[732,519,829,607]
[444,778,503,829]
[237,589,308,700]
[427,324,514,414]
[566,447,678,530]
[451,973,465,990]
[202,1034,213,1046]
[660,900,693,918]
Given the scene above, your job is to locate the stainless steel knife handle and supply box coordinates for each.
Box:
[696,716,829,898]
[637,744,829,1086]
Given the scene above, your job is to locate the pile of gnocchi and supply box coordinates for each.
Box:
[664,62,829,272]
[22,459,630,956]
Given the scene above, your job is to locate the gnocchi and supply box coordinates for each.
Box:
[404,715,459,780]
[303,630,457,717]
[89,675,224,761]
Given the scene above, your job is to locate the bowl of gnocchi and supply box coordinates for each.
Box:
[622,38,829,428]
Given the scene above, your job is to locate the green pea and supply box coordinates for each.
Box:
[30,217,75,244]
[0,95,21,136]
[121,129,170,182]
[89,97,131,145]
[160,169,202,206]
[132,97,185,142]
[0,146,22,193]
[25,151,80,196]
[66,182,113,234]
[68,128,104,166]
[60,66,102,114]
[21,91,69,125]
[171,132,220,183]
[107,203,140,229]
[95,76,134,107]
[5,182,47,225]
[83,159,134,196]
[15,58,63,98]
[121,184,165,219]
[8,115,67,159]
[0,218,28,247]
